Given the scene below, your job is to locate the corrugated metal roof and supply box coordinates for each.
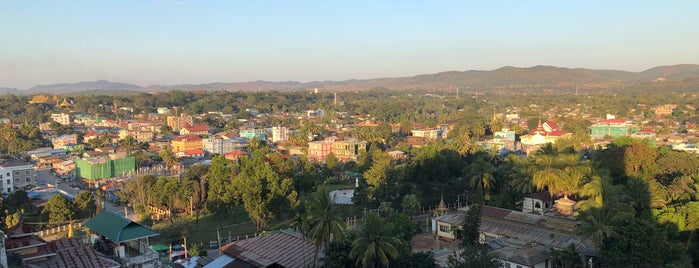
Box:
[220,231,316,268]
[84,210,159,243]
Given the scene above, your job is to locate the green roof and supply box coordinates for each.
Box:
[85,210,159,243]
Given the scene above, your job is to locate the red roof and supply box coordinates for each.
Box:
[184,125,209,132]
[182,148,205,156]
[547,130,568,137]
[172,135,202,142]
[600,119,626,124]
[640,128,655,133]
[543,121,559,131]
[225,150,248,157]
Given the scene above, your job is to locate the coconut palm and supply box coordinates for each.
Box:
[467,158,497,196]
[306,186,346,267]
[350,213,402,268]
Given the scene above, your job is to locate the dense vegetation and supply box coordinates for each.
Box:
[3,83,699,266]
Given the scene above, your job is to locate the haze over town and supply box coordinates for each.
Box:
[2,1,699,88]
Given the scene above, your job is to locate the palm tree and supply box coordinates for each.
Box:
[350,213,402,268]
[467,158,496,196]
[306,186,346,267]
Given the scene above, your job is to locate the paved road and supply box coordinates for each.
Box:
[35,168,136,220]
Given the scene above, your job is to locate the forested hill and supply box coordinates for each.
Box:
[10,64,699,94]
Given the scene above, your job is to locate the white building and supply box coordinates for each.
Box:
[203,137,247,155]
[0,160,36,193]
[50,113,71,125]
[272,126,289,143]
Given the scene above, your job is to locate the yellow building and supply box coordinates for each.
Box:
[171,135,203,153]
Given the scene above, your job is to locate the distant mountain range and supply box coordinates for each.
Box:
[7,64,699,95]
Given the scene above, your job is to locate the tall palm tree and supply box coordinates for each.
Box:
[306,186,346,267]
[350,213,402,268]
[467,158,496,196]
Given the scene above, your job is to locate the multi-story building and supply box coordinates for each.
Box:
[203,137,247,155]
[52,134,78,149]
[239,129,268,141]
[75,155,135,181]
[118,130,154,143]
[590,119,639,139]
[308,141,333,163]
[272,126,289,143]
[411,128,441,140]
[332,139,367,161]
[171,135,203,153]
[166,114,193,131]
[0,160,36,193]
[50,113,71,125]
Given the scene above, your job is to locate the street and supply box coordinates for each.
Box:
[35,168,136,220]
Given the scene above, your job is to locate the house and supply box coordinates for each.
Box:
[489,238,550,268]
[224,150,248,163]
[84,210,160,267]
[172,135,203,154]
[0,160,36,193]
[522,192,552,215]
[212,230,317,268]
[387,150,406,162]
[178,148,205,159]
[180,125,210,136]
[4,222,55,264]
[52,134,78,149]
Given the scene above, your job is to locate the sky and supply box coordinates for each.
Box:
[1,1,698,89]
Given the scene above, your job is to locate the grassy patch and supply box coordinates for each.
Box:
[151,206,297,247]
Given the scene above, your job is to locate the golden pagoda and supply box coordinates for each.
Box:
[59,97,71,107]
[28,94,50,104]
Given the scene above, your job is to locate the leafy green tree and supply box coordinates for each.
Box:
[325,152,338,171]
[350,213,403,268]
[233,150,299,231]
[42,194,74,225]
[207,155,235,227]
[549,243,584,268]
[72,191,97,219]
[401,194,421,216]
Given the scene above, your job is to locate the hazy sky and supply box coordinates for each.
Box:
[2,1,698,89]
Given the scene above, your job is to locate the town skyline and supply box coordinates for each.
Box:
[2,1,699,88]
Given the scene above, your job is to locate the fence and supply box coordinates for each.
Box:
[37,220,86,237]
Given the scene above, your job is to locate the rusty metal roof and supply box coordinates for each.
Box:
[220,231,316,268]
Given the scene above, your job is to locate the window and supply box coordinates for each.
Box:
[5,172,9,176]
[439,225,450,233]
[25,171,30,175]
[13,171,19,176]
[6,179,9,185]
[26,177,30,182]
[14,178,18,183]
[6,188,10,193]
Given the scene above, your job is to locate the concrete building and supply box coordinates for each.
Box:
[272,126,289,143]
[332,139,367,161]
[203,137,246,155]
[52,134,78,149]
[411,128,441,140]
[239,129,267,141]
[308,141,333,163]
[50,113,71,126]
[590,119,639,139]
[0,160,36,193]
[171,135,203,153]
[157,107,172,114]
[166,114,193,132]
